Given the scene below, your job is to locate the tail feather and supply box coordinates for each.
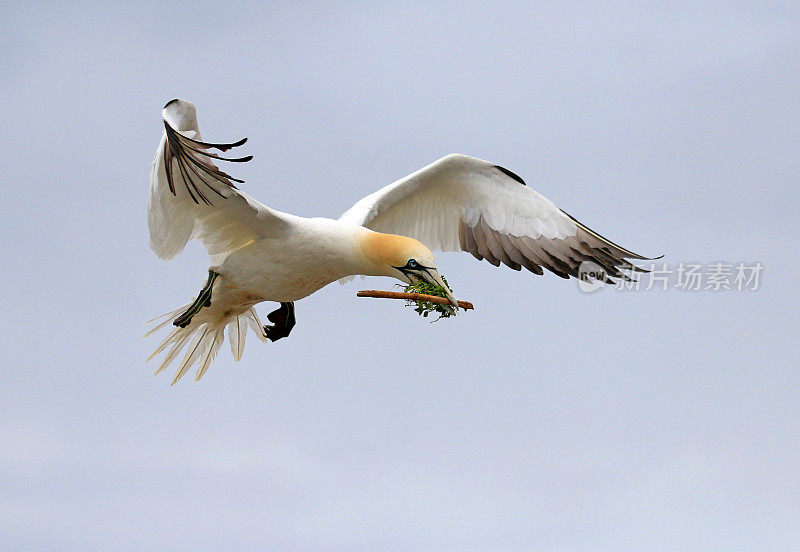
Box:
[228,315,247,361]
[147,326,182,362]
[247,308,268,343]
[195,327,225,381]
[171,326,209,385]
[144,303,191,338]
[146,306,265,385]
[155,330,193,376]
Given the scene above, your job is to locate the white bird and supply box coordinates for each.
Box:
[147,99,654,384]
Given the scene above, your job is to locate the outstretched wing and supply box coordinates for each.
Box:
[339,154,656,281]
[148,99,286,263]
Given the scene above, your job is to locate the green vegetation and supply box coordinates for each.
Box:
[402,274,455,320]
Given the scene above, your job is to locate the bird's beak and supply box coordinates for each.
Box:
[421,268,460,315]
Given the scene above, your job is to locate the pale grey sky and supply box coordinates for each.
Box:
[2,2,799,551]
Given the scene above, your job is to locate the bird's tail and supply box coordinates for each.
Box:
[145,304,267,385]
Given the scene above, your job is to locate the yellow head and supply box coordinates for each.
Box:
[360,231,458,313]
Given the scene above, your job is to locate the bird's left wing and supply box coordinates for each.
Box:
[148,99,287,264]
[339,154,654,281]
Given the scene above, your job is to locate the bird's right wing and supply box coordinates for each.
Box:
[340,154,656,281]
[148,99,287,264]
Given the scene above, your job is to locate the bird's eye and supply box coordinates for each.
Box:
[407,259,418,269]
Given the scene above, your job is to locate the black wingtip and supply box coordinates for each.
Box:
[631,253,665,262]
[494,165,526,186]
[560,209,659,260]
[163,98,181,109]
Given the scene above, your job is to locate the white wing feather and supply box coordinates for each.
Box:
[340,154,652,280]
[148,99,286,265]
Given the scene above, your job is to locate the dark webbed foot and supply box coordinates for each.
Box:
[174,270,219,328]
[264,302,295,342]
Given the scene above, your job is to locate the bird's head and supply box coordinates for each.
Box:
[360,232,459,314]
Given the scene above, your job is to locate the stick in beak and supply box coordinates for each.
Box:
[422,268,459,315]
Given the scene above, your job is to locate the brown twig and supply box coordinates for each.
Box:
[357,290,474,310]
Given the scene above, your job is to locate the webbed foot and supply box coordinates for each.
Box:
[264,302,295,342]
[174,270,219,328]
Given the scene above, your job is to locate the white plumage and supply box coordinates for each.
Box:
[340,153,649,278]
[147,99,653,384]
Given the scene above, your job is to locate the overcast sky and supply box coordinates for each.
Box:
[2,2,799,551]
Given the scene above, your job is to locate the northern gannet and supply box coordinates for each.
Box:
[147,99,653,384]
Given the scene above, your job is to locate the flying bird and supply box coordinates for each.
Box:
[147,99,654,384]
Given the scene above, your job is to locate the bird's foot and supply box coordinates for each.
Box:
[263,302,295,342]
[174,270,219,328]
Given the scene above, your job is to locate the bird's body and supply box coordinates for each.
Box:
[216,216,360,304]
[172,216,436,319]
[147,99,655,384]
